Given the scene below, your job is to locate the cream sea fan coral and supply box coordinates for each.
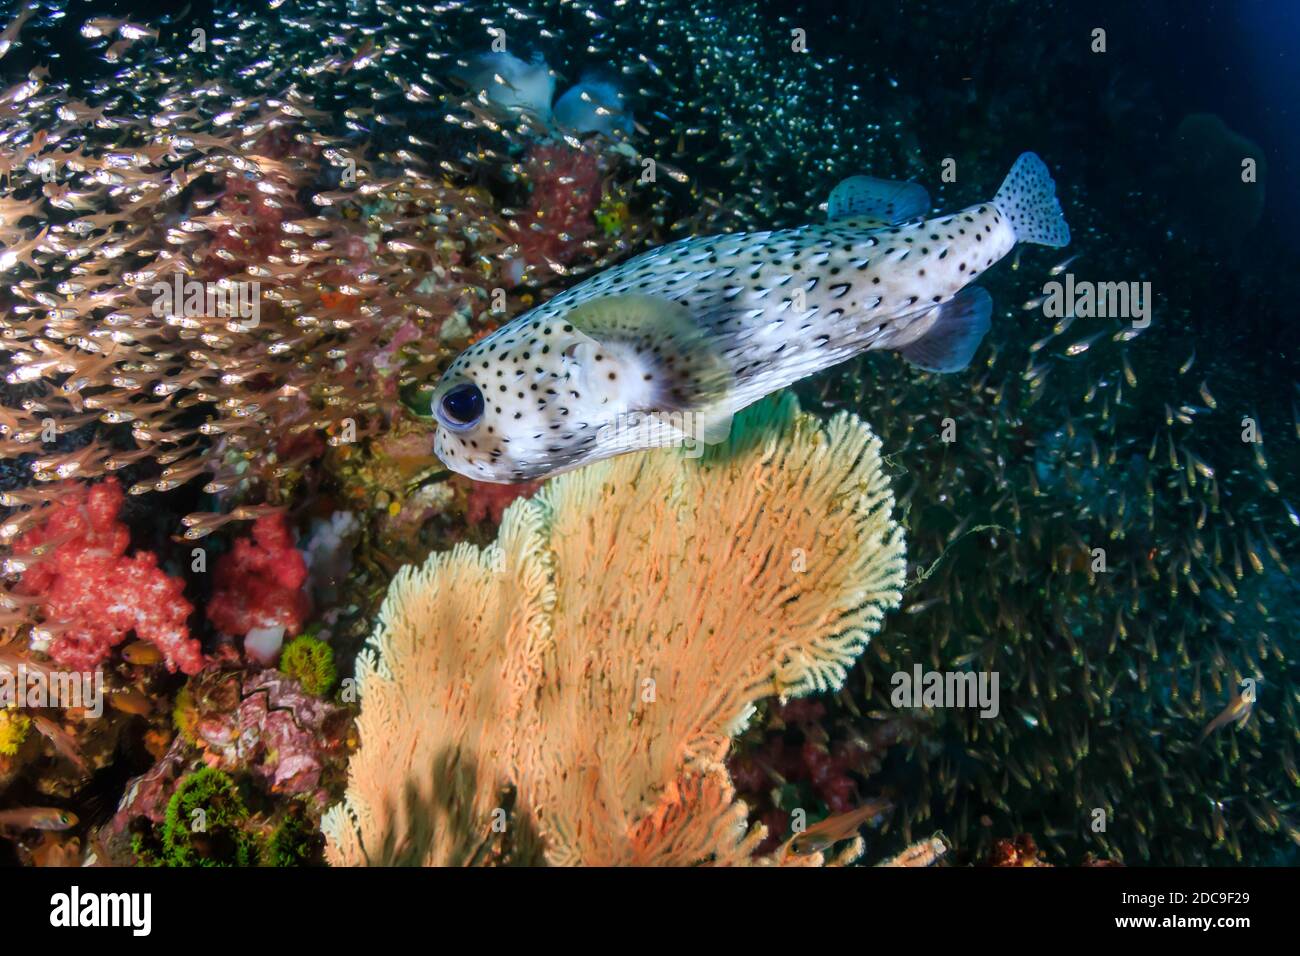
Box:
[322,507,555,867]
[323,394,906,866]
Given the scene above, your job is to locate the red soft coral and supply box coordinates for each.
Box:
[511,142,603,269]
[14,478,203,675]
[462,476,542,525]
[205,514,309,637]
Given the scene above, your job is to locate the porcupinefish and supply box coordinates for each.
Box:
[409,152,1070,483]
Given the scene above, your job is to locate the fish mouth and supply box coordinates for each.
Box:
[435,440,593,485]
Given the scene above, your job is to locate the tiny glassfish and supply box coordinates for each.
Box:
[31,715,89,774]
[1049,253,1079,276]
[1199,687,1256,742]
[0,807,78,831]
[785,798,894,856]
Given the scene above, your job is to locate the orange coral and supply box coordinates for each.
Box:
[323,395,906,866]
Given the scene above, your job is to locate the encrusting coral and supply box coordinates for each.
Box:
[323,394,906,866]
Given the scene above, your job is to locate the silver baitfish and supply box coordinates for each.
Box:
[413,152,1070,482]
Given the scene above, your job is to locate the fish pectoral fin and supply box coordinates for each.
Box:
[564,293,735,435]
[898,286,993,373]
[827,174,931,223]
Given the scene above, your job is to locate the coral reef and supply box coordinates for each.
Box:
[462,477,542,526]
[104,664,351,866]
[323,395,906,866]
[173,669,350,808]
[0,0,1294,872]
[728,698,924,855]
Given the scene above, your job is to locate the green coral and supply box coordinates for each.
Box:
[0,710,31,756]
[267,807,321,867]
[594,196,629,237]
[161,768,257,867]
[279,635,336,697]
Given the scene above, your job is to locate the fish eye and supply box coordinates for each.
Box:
[437,381,485,431]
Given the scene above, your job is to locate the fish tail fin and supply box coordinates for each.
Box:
[992,152,1071,248]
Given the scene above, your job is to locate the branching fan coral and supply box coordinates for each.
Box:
[322,394,906,866]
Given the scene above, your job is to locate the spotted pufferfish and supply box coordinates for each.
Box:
[406,152,1070,483]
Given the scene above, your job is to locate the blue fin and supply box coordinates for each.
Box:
[899,287,993,373]
[827,175,930,223]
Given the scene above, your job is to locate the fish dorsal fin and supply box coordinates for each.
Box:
[562,294,734,443]
[827,174,931,223]
[898,286,992,373]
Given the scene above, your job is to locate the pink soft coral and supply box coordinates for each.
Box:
[512,142,603,269]
[206,514,310,637]
[14,478,203,674]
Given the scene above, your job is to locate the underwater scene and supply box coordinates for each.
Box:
[0,0,1296,887]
